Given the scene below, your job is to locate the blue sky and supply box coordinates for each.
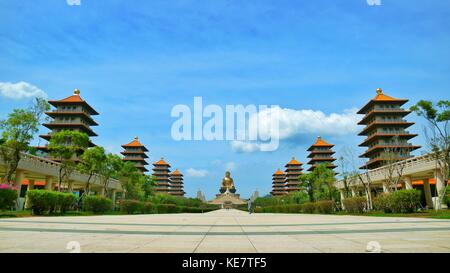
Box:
[1,0,449,199]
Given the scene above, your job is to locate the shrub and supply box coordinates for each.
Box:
[142,202,153,214]
[343,197,367,214]
[155,204,178,213]
[315,200,334,214]
[391,189,421,213]
[373,193,392,213]
[0,187,18,210]
[57,193,76,213]
[26,190,76,215]
[301,202,316,214]
[374,190,421,213]
[83,195,112,214]
[120,200,144,214]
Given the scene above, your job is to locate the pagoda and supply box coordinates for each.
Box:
[38,89,98,157]
[152,158,171,194]
[169,169,185,197]
[271,169,287,196]
[358,88,420,170]
[307,136,337,172]
[121,137,149,174]
[284,157,303,193]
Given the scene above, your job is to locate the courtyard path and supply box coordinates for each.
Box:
[1,209,450,253]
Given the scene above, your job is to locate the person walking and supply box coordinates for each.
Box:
[247,199,253,214]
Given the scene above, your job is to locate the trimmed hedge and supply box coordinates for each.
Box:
[0,188,18,210]
[343,197,367,214]
[26,190,76,215]
[256,202,335,214]
[119,199,216,214]
[120,200,144,214]
[300,202,316,214]
[374,189,421,213]
[82,195,112,214]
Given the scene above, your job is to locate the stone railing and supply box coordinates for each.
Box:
[335,153,441,189]
[1,151,121,191]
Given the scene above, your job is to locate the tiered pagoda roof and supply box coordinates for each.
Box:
[271,169,287,196]
[307,136,337,172]
[121,137,149,173]
[284,157,303,193]
[152,158,171,194]
[358,88,420,170]
[169,169,185,197]
[37,89,98,153]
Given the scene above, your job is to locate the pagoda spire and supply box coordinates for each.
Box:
[121,136,149,174]
[37,88,99,160]
[357,88,420,170]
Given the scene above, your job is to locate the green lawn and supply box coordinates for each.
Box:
[335,210,450,219]
[0,210,125,218]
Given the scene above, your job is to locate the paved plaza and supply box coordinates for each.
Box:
[1,209,450,253]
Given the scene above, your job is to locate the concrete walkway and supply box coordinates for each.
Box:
[1,209,450,253]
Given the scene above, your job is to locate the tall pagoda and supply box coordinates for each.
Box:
[169,169,185,197]
[121,137,149,174]
[38,89,98,156]
[358,88,420,170]
[284,157,303,193]
[271,169,287,196]
[152,158,171,194]
[307,136,336,172]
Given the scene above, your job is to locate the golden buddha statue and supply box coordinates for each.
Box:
[220,171,236,194]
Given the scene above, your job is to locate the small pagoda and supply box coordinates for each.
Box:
[169,169,185,197]
[307,136,337,172]
[152,158,171,194]
[358,88,420,170]
[38,89,99,158]
[121,137,149,174]
[271,169,287,196]
[284,157,303,193]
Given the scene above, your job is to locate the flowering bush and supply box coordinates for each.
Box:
[0,184,18,210]
[0,183,18,190]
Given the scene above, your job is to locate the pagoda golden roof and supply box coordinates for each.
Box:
[273,169,285,175]
[154,158,170,166]
[285,157,302,166]
[48,89,99,115]
[357,88,408,114]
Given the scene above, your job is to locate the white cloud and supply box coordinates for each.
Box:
[231,106,360,153]
[186,168,209,178]
[0,81,48,100]
[225,161,236,171]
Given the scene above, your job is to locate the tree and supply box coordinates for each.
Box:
[381,136,408,192]
[342,147,374,210]
[116,161,142,200]
[48,130,90,191]
[142,175,156,199]
[99,153,123,196]
[299,163,337,202]
[0,98,50,184]
[78,146,106,195]
[411,100,450,209]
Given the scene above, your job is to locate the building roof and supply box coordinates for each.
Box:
[273,169,285,175]
[48,89,99,115]
[171,169,183,176]
[307,136,334,151]
[121,137,149,151]
[357,88,408,114]
[285,157,302,166]
[153,158,170,166]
